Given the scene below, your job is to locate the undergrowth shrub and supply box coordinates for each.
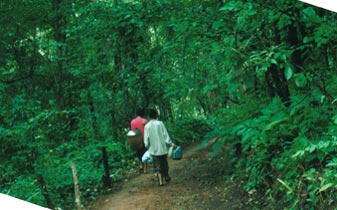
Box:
[208,94,337,209]
[203,96,267,157]
[167,118,212,146]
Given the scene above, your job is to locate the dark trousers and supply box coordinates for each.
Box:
[136,146,147,161]
[153,154,169,178]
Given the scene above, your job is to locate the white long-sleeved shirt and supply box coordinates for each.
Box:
[144,119,172,156]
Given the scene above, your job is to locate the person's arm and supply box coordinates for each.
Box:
[144,125,150,148]
[142,118,148,125]
[161,122,174,146]
[130,120,135,130]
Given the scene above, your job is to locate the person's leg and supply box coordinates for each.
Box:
[140,147,148,173]
[139,161,143,171]
[153,155,164,186]
[137,147,148,173]
[143,162,148,173]
[152,159,157,175]
[136,149,143,171]
[152,162,158,177]
[162,155,171,182]
[157,172,163,186]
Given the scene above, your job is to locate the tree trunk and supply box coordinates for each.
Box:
[101,147,112,188]
[88,91,112,188]
[52,0,69,108]
[266,64,291,106]
[71,162,82,210]
[36,174,54,209]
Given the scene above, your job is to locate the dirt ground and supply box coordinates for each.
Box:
[88,142,254,210]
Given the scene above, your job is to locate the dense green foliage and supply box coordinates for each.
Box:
[1,0,337,209]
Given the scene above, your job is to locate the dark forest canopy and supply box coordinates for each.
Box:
[1,0,337,209]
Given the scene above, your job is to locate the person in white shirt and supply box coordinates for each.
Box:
[144,108,175,186]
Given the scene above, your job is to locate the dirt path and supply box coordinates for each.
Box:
[88,142,250,210]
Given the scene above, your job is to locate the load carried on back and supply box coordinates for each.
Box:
[127,128,144,151]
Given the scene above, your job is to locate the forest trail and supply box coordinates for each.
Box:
[88,141,251,210]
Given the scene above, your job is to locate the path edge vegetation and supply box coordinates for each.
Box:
[1,0,337,209]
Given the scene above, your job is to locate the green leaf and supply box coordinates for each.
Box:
[220,1,242,12]
[294,73,307,88]
[277,178,293,194]
[303,7,316,17]
[263,117,287,131]
[285,66,293,80]
[332,115,337,125]
[212,21,225,30]
[317,183,333,194]
[303,36,310,43]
